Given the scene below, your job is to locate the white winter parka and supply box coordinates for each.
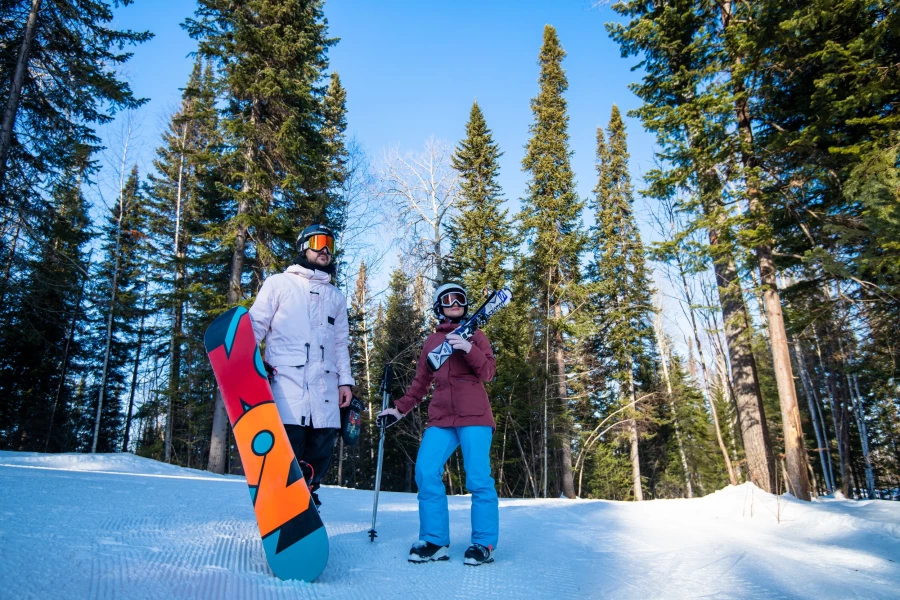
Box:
[248,264,354,428]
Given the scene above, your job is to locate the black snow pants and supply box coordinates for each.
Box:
[283,424,338,490]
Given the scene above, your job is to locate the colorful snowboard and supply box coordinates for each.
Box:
[205,306,328,581]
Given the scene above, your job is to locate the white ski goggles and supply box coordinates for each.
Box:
[438,291,467,308]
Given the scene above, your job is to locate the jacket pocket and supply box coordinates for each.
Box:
[456,379,488,417]
[427,388,451,422]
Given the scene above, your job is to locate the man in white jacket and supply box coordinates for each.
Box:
[248,224,354,507]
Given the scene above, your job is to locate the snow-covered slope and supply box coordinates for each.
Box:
[1,451,897,599]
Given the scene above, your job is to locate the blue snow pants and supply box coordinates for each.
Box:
[415,425,499,549]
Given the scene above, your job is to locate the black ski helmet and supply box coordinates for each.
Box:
[296,223,335,253]
[432,282,468,320]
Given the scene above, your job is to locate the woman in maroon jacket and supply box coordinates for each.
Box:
[377,282,498,566]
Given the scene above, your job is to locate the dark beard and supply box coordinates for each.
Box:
[295,253,336,275]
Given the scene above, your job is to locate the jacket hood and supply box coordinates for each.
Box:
[286,264,332,283]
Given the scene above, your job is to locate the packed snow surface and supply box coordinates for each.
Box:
[1,451,898,599]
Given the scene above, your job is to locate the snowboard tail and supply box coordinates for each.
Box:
[205,306,328,581]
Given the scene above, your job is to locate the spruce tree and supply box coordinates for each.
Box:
[0,0,151,202]
[322,73,349,226]
[587,106,656,501]
[0,152,92,451]
[608,0,778,493]
[321,72,350,281]
[444,100,512,294]
[372,267,425,491]
[185,0,336,279]
[145,57,224,464]
[520,25,586,499]
[187,0,338,472]
[89,165,150,453]
[444,100,540,499]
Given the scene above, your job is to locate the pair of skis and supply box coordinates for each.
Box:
[426,288,512,371]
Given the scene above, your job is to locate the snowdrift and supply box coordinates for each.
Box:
[1,451,898,599]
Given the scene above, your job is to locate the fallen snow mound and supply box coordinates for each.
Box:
[1,451,898,599]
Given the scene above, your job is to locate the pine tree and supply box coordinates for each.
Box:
[372,267,426,492]
[145,57,224,465]
[187,0,338,472]
[185,0,336,280]
[520,25,586,499]
[321,72,350,282]
[608,0,778,493]
[89,165,150,453]
[0,151,92,451]
[444,100,512,293]
[443,99,542,499]
[322,73,349,226]
[0,0,151,202]
[587,106,656,501]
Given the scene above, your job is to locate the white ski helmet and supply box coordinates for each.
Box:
[432,282,468,319]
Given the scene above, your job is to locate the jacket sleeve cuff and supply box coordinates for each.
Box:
[463,344,486,370]
[394,396,414,414]
[339,377,355,387]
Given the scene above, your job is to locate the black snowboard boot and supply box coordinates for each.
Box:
[464,543,494,566]
[408,540,449,563]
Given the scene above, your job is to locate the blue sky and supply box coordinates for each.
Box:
[101,0,663,284]
[95,0,712,364]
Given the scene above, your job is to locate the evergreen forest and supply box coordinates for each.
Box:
[1,0,898,503]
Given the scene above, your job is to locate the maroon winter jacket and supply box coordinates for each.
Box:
[394,321,496,429]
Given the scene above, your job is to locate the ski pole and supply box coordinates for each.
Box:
[369,363,393,542]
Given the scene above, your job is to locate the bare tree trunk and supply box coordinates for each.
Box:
[208,147,253,474]
[542,283,550,498]
[814,331,852,496]
[92,126,133,454]
[702,207,774,490]
[733,97,809,501]
[836,324,875,498]
[336,437,344,485]
[123,281,149,453]
[0,0,42,185]
[654,311,692,498]
[511,417,538,498]
[850,374,875,498]
[790,335,835,492]
[627,364,643,501]
[553,304,576,499]
[499,414,508,494]
[755,248,809,499]
[673,252,737,486]
[165,124,189,463]
[46,264,88,451]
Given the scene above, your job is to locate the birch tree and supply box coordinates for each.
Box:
[379,137,459,282]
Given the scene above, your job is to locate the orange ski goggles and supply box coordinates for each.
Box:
[305,234,334,254]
